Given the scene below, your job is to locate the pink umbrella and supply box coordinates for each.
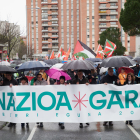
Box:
[45,68,71,80]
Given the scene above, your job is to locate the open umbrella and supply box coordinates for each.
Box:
[126,56,133,59]
[61,60,95,70]
[0,61,10,66]
[0,65,17,73]
[44,59,62,66]
[51,63,64,69]
[86,58,102,63]
[101,56,136,68]
[133,57,140,64]
[118,67,134,74]
[45,68,71,80]
[100,67,108,75]
[17,61,50,71]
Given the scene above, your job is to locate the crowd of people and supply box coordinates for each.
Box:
[0,63,139,129]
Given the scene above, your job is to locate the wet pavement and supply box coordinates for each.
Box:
[0,121,140,140]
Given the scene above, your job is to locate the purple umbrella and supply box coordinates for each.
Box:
[45,68,71,80]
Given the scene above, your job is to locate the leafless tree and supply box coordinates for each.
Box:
[0,21,21,61]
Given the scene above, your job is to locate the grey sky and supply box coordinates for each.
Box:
[0,0,26,35]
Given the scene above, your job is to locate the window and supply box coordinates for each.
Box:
[92,16,94,19]
[87,35,90,38]
[110,15,116,19]
[110,22,116,25]
[100,23,106,25]
[101,29,106,31]
[92,22,94,25]
[100,4,106,7]
[100,15,106,19]
[110,3,116,6]
[110,10,116,12]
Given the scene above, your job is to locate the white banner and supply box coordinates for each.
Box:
[0,84,140,123]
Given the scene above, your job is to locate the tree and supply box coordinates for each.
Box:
[119,0,140,36]
[0,21,21,61]
[18,39,27,59]
[98,27,126,55]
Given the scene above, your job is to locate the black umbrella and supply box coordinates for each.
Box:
[44,59,62,66]
[86,58,102,62]
[133,57,140,64]
[0,65,17,73]
[126,55,133,59]
[101,56,136,68]
[61,60,95,70]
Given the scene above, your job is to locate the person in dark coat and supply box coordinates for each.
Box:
[123,73,136,126]
[96,64,101,84]
[72,70,89,128]
[134,64,140,83]
[67,69,76,84]
[101,67,121,126]
[88,69,97,84]
[3,72,18,127]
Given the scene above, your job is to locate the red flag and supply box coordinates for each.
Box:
[26,76,34,82]
[96,45,105,60]
[50,51,55,59]
[64,47,71,61]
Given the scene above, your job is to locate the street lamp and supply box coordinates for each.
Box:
[26,6,40,59]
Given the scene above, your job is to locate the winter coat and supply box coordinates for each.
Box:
[118,72,127,85]
[72,76,89,84]
[134,67,140,76]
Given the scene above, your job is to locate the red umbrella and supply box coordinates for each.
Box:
[118,67,134,74]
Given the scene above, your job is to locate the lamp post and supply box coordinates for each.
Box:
[26,6,40,59]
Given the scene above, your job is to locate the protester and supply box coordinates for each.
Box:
[67,69,75,84]
[96,64,101,84]
[0,76,3,86]
[20,77,29,128]
[118,68,127,85]
[34,74,48,127]
[101,67,121,126]
[56,76,66,129]
[3,72,18,127]
[72,70,89,128]
[88,69,97,84]
[134,64,140,83]
[123,73,136,126]
[26,70,34,77]
[39,69,47,81]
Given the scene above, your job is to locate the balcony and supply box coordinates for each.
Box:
[99,12,108,15]
[99,25,108,28]
[109,18,118,21]
[42,46,49,49]
[42,29,49,32]
[42,24,49,26]
[99,0,106,2]
[51,1,58,4]
[41,7,49,9]
[52,35,58,37]
[109,0,118,2]
[41,2,48,4]
[50,18,58,20]
[42,18,49,21]
[99,6,109,10]
[99,18,108,21]
[110,12,118,15]
[110,24,118,27]
[50,7,58,9]
[109,6,118,9]
[52,46,59,49]
[49,29,58,32]
[42,41,49,43]
[51,24,58,26]
[52,40,58,43]
[48,12,58,15]
[42,35,49,37]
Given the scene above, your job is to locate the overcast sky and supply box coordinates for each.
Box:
[0,0,26,35]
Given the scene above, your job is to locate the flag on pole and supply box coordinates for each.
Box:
[96,44,104,60]
[56,46,65,58]
[50,50,55,59]
[73,40,96,60]
[104,39,117,57]
[63,47,71,61]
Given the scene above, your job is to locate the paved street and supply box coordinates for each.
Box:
[0,121,140,140]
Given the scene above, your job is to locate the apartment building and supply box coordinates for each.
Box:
[26,0,137,58]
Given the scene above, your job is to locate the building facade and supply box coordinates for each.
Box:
[26,0,137,58]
